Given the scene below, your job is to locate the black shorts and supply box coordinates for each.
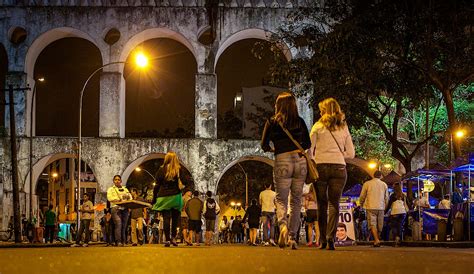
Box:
[206,219,216,232]
[249,222,259,229]
[189,220,202,233]
[306,209,318,223]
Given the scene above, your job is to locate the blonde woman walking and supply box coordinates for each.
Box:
[310,98,355,250]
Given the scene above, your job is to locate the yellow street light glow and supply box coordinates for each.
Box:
[135,167,142,172]
[52,172,58,178]
[135,52,148,68]
[230,201,236,207]
[236,202,241,207]
[37,77,45,82]
[455,130,466,139]
[384,164,392,169]
[368,162,377,169]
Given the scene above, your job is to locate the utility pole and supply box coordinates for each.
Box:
[2,85,30,243]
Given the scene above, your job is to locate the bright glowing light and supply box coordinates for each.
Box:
[455,130,466,139]
[236,202,241,207]
[368,162,377,169]
[135,167,142,172]
[383,164,392,169]
[230,201,236,207]
[37,77,45,82]
[152,182,156,186]
[135,52,148,68]
[52,172,58,178]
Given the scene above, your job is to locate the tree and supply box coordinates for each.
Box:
[265,0,473,171]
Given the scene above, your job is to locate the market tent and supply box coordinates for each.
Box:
[383,171,402,186]
[343,184,362,197]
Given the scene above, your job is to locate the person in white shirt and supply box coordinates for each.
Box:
[359,170,389,247]
[309,98,355,250]
[438,195,451,210]
[259,181,277,246]
[71,193,94,247]
[107,175,131,246]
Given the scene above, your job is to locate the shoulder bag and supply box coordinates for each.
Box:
[277,121,319,184]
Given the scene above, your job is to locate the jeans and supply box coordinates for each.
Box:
[315,163,347,243]
[45,225,55,243]
[261,211,275,242]
[274,151,307,239]
[162,209,180,242]
[76,219,91,244]
[390,214,406,240]
[131,217,144,244]
[111,207,130,244]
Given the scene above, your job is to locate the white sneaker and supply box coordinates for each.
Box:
[269,239,277,246]
[70,243,81,247]
[82,243,89,247]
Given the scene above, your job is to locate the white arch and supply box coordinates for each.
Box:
[24,27,102,136]
[214,28,292,70]
[24,152,97,194]
[121,153,193,185]
[119,28,197,65]
[216,155,274,187]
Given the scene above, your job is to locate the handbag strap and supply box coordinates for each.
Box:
[328,129,344,154]
[277,121,306,154]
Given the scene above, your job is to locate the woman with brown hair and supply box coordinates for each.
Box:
[261,91,311,249]
[310,98,355,250]
[152,152,187,247]
[385,183,408,246]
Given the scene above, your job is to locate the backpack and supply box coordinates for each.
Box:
[204,198,217,219]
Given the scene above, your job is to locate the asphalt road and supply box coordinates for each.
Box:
[0,244,472,274]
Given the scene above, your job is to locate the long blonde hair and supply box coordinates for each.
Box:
[272,92,299,129]
[162,152,181,181]
[318,98,346,131]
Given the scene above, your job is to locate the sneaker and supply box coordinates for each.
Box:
[278,225,288,249]
[195,243,200,246]
[171,239,178,247]
[82,243,89,247]
[263,241,270,246]
[319,242,327,250]
[327,240,335,250]
[117,243,124,247]
[269,239,277,246]
[70,243,81,247]
[164,241,171,247]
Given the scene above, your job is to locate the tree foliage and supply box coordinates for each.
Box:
[264,0,473,174]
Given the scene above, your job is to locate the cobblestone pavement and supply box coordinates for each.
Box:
[0,244,473,274]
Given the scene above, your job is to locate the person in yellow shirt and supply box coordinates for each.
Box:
[107,175,131,246]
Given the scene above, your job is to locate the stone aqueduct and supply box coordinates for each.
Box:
[0,1,372,229]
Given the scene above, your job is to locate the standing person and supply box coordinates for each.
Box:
[130,188,146,246]
[359,170,389,247]
[44,204,56,244]
[261,91,311,249]
[71,193,94,247]
[309,98,355,250]
[219,216,230,243]
[259,181,277,246]
[181,190,192,245]
[107,175,132,247]
[243,199,262,246]
[385,183,408,246]
[186,190,203,246]
[304,184,320,247]
[203,191,220,246]
[102,209,114,246]
[152,152,187,247]
[438,194,451,210]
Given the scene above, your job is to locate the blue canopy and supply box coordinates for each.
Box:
[343,184,362,197]
[452,163,474,172]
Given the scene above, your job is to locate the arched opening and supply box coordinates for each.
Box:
[0,44,7,135]
[123,153,195,202]
[33,37,102,136]
[217,157,274,219]
[33,156,97,225]
[216,38,288,139]
[124,38,197,138]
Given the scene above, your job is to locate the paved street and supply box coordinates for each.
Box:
[0,244,472,274]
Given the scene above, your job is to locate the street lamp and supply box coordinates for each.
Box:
[77,52,149,226]
[368,161,378,170]
[237,162,248,208]
[29,77,45,220]
[449,129,467,164]
[134,167,156,186]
